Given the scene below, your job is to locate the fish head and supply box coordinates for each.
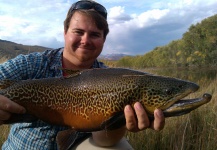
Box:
[139,75,199,114]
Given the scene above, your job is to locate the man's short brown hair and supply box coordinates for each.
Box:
[64,9,109,39]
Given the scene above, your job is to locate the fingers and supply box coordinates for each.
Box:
[124,105,138,132]
[124,102,165,132]
[0,95,26,114]
[0,109,11,120]
[124,102,150,132]
[134,102,150,130]
[150,109,165,131]
[0,95,26,125]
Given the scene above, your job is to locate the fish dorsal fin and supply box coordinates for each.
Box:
[60,68,82,78]
[56,129,79,150]
[0,79,19,89]
[122,74,148,77]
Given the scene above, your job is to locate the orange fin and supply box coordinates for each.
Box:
[56,130,91,150]
[56,129,79,150]
[101,112,126,130]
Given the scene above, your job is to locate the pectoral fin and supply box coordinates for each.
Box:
[3,113,38,124]
[57,129,79,150]
[101,112,126,130]
[56,129,92,150]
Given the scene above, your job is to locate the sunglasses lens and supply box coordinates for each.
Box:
[75,1,92,9]
[71,1,107,19]
[94,4,107,19]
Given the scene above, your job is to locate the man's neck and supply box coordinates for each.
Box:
[62,53,94,70]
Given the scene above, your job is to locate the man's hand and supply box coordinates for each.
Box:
[124,102,165,132]
[0,95,26,125]
[92,102,165,147]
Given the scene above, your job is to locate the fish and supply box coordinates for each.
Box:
[0,68,212,149]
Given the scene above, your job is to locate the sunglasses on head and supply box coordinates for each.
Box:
[70,0,107,20]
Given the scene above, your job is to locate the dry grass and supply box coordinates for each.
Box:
[0,125,10,147]
[126,95,217,150]
[126,70,217,150]
[0,57,8,64]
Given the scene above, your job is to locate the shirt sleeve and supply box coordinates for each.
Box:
[0,52,44,80]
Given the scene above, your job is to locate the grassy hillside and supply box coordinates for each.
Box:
[0,39,51,60]
[115,14,217,68]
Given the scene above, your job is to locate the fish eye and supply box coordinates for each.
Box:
[164,88,173,95]
[178,84,184,89]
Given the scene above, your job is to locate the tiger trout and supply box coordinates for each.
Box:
[0,68,212,149]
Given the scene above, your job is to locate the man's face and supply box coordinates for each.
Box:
[64,12,105,64]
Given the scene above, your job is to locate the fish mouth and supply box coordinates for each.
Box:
[158,83,200,112]
[162,93,212,117]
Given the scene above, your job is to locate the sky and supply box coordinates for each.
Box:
[0,0,217,55]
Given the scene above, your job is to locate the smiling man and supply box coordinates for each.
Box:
[0,1,165,149]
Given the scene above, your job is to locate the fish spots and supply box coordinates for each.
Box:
[0,68,199,128]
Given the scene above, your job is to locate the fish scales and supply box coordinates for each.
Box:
[0,68,211,131]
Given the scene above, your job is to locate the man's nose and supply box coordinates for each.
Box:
[80,33,90,45]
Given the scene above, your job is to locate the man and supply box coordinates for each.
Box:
[0,0,165,149]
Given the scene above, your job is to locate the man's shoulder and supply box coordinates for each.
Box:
[28,47,63,57]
